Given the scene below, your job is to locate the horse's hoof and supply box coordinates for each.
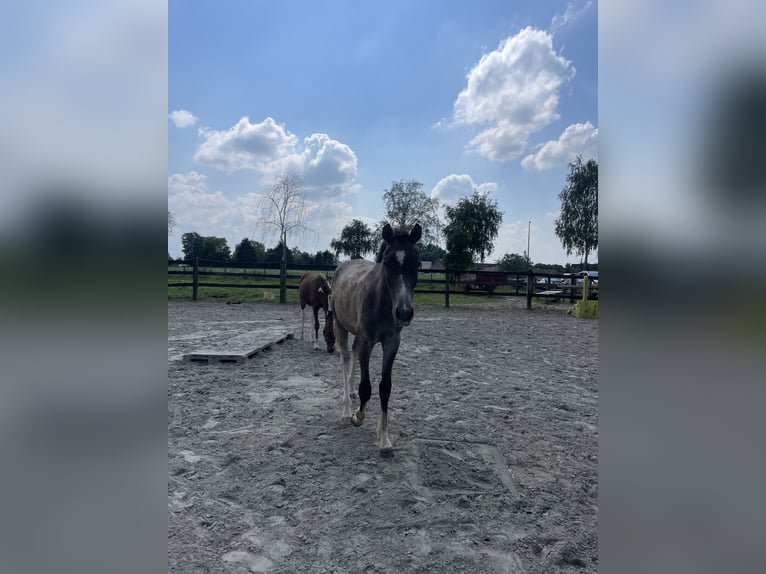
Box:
[341,415,352,424]
[379,446,394,457]
[351,413,364,427]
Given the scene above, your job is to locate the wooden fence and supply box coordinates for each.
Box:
[168,258,598,308]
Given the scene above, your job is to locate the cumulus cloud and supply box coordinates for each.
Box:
[168,172,257,237]
[276,133,359,197]
[431,174,499,206]
[194,116,298,172]
[521,122,598,170]
[192,117,359,197]
[453,27,574,161]
[167,169,361,258]
[169,109,198,128]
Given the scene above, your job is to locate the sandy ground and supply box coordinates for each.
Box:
[168,298,598,573]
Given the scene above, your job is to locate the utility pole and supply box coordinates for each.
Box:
[527,221,531,269]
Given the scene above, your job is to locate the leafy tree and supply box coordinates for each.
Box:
[330,219,375,259]
[444,227,472,272]
[418,242,447,263]
[497,252,531,272]
[200,236,231,261]
[181,232,205,260]
[233,238,265,264]
[380,179,441,244]
[263,241,294,264]
[555,156,598,266]
[443,190,503,264]
[314,250,337,267]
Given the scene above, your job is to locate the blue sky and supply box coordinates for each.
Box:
[168,0,597,263]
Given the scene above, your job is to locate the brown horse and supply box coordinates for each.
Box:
[298,272,335,353]
[330,223,422,453]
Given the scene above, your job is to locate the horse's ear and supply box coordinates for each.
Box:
[382,223,394,242]
[410,223,422,242]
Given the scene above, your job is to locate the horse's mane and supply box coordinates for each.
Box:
[375,240,386,263]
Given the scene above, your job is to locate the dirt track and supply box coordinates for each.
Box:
[168,299,598,573]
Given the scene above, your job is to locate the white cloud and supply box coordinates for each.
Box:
[167,169,362,259]
[169,109,198,128]
[521,122,598,170]
[194,116,298,172]
[275,133,359,197]
[453,27,574,161]
[551,1,593,33]
[192,117,359,198]
[431,174,498,206]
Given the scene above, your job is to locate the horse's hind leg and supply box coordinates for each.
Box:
[312,307,320,350]
[300,306,306,340]
[337,326,354,423]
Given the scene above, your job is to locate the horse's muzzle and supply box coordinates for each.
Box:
[395,307,414,325]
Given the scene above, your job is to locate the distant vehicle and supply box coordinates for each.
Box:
[578,270,598,287]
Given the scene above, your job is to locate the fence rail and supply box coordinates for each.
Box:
[168,258,598,308]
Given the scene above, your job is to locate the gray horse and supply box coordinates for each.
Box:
[330,223,422,453]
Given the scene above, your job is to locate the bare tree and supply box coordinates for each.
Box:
[168,210,175,235]
[379,179,441,244]
[257,174,314,303]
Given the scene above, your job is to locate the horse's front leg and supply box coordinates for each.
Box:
[377,335,400,453]
[351,341,372,427]
[300,307,306,340]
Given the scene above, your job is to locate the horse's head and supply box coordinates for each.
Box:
[323,310,336,353]
[316,275,331,308]
[377,223,422,327]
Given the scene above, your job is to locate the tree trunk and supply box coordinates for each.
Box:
[280,231,287,304]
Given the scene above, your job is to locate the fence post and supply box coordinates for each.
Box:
[526,269,533,309]
[569,275,577,304]
[192,257,199,301]
[444,270,450,308]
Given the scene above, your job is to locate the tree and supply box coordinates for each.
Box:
[181,232,230,261]
[330,219,376,259]
[201,236,231,261]
[258,174,313,303]
[313,250,337,267]
[418,242,447,263]
[380,179,441,244]
[497,252,531,272]
[181,232,204,260]
[443,228,472,273]
[168,210,175,235]
[443,190,503,264]
[233,238,265,264]
[555,156,598,266]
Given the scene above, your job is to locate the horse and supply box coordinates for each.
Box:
[298,272,335,353]
[330,223,422,453]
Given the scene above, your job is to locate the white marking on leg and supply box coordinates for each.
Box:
[340,347,353,422]
[378,411,392,451]
[395,250,405,266]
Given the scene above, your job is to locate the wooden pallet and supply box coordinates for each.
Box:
[184,328,294,365]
